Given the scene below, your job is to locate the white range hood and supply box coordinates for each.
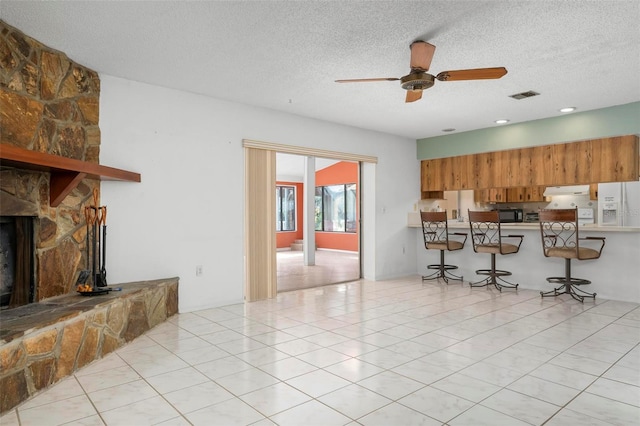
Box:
[542,185,590,196]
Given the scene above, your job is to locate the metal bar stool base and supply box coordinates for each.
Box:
[540,277,596,303]
[540,258,596,303]
[470,269,519,292]
[422,264,463,284]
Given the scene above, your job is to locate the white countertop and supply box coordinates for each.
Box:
[407,212,640,233]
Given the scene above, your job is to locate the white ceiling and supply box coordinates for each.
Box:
[2,1,639,140]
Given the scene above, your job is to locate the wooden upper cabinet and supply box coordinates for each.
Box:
[529,144,554,186]
[475,152,493,189]
[453,155,472,190]
[590,135,639,182]
[420,135,638,192]
[506,149,523,187]
[552,140,592,185]
[490,151,508,188]
[421,159,440,191]
[576,140,593,183]
[552,142,575,185]
[440,156,454,191]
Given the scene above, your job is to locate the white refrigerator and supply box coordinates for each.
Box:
[598,181,640,227]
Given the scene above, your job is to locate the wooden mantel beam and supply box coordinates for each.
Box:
[0,144,141,207]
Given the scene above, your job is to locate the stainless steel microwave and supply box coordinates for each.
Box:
[496,209,523,223]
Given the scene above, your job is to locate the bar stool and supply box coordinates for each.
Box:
[468,210,523,291]
[539,208,605,302]
[420,210,467,283]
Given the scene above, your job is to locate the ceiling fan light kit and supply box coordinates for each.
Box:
[400,72,435,91]
[336,40,508,103]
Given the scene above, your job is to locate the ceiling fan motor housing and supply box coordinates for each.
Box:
[401,72,435,91]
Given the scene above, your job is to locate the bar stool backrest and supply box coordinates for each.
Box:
[539,208,579,256]
[539,208,605,261]
[468,210,503,251]
[420,211,448,246]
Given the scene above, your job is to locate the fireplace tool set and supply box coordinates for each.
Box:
[77,189,110,295]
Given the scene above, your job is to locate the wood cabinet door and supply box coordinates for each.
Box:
[421,159,442,191]
[475,152,493,189]
[530,145,554,186]
[454,155,472,190]
[487,188,507,203]
[440,156,454,191]
[552,142,575,185]
[507,149,528,187]
[591,136,639,182]
[575,140,592,183]
[491,151,508,189]
[553,140,592,184]
[524,186,546,202]
[507,187,525,202]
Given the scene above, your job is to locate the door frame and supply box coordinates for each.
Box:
[243,139,377,301]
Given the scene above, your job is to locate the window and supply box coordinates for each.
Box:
[276,186,296,232]
[315,184,357,232]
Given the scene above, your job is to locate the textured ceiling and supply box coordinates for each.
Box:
[2,1,639,140]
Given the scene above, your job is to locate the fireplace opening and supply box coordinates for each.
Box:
[0,216,36,309]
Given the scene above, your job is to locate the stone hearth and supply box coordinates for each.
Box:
[0,277,178,414]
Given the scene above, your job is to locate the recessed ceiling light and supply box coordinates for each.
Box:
[559,107,576,113]
[442,128,456,132]
[495,119,510,124]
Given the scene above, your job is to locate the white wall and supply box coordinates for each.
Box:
[99,75,419,312]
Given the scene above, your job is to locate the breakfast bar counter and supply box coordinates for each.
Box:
[408,214,640,303]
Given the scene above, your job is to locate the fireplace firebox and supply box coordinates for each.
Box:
[0,216,35,309]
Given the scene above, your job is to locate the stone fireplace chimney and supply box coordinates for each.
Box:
[1,20,102,305]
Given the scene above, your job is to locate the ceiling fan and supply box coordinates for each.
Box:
[335,41,507,103]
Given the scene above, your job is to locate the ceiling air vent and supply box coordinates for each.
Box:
[509,90,540,100]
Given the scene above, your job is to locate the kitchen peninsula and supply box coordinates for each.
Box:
[408,217,640,303]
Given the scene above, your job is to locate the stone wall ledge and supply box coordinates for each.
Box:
[0,277,179,413]
[1,278,179,344]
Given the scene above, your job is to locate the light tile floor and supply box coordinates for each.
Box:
[2,276,640,425]
[277,250,359,292]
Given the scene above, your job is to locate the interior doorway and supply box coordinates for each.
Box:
[243,139,377,302]
[276,153,360,292]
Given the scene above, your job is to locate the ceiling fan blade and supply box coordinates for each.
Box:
[335,77,400,83]
[410,41,436,71]
[436,67,507,81]
[405,90,423,103]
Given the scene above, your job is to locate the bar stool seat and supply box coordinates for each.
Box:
[426,240,464,251]
[420,210,467,284]
[474,243,520,255]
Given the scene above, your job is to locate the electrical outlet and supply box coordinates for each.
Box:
[196,265,203,276]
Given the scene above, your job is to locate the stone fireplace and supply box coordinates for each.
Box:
[1,20,102,306]
[0,21,178,415]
